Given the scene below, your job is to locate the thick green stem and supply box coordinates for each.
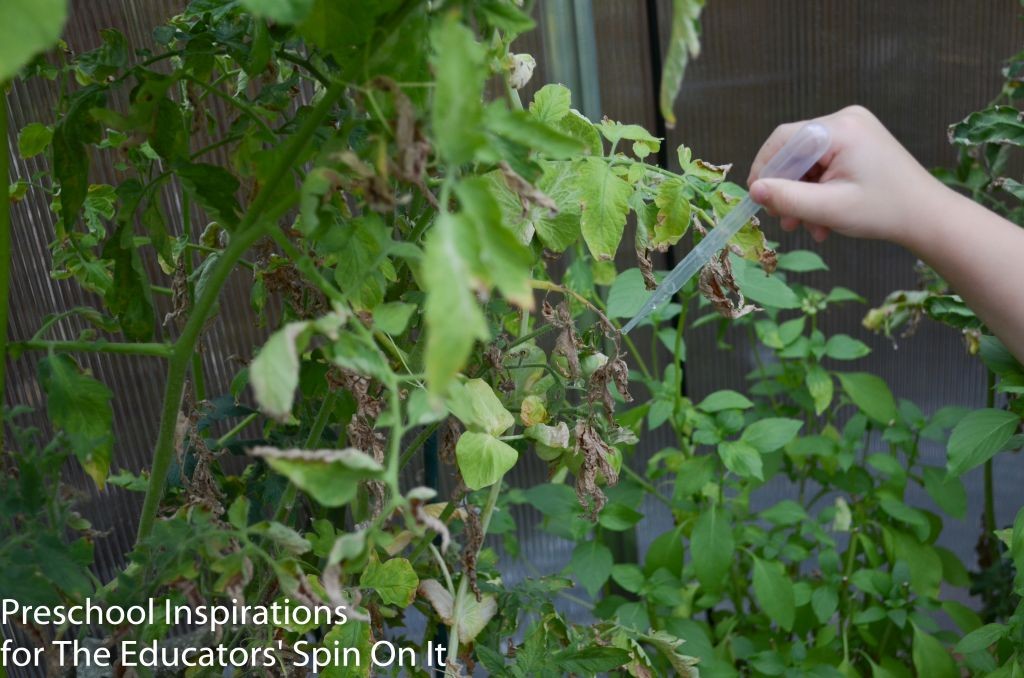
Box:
[136,81,347,545]
[10,340,174,358]
[446,480,502,676]
[0,97,10,427]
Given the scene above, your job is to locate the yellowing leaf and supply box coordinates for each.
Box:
[445,378,515,436]
[576,157,632,261]
[455,432,518,490]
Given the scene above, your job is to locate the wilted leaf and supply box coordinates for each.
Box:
[659,0,704,129]
[250,446,384,507]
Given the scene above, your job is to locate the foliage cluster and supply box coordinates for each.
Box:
[0,1,1022,677]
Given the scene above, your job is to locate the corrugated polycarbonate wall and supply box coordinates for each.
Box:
[4,0,1024,649]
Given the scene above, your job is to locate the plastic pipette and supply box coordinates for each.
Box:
[621,122,832,335]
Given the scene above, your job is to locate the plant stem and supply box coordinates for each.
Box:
[274,390,338,523]
[983,368,997,539]
[214,412,260,449]
[10,339,174,358]
[136,81,347,545]
[446,480,502,676]
[0,96,10,429]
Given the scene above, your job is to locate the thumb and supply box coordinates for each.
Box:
[749,178,842,226]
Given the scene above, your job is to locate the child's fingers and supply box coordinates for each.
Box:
[747,121,805,184]
[780,216,799,232]
[749,178,847,229]
[808,224,830,242]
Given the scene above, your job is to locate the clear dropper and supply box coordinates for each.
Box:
[621,121,832,334]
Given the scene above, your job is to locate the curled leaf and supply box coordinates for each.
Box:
[698,251,758,319]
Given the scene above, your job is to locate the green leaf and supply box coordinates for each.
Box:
[252,521,311,554]
[455,177,534,308]
[570,540,613,596]
[922,466,967,519]
[446,378,515,436]
[652,177,692,249]
[761,500,808,526]
[950,106,1024,147]
[555,647,631,675]
[837,372,897,425]
[947,408,1020,477]
[606,268,652,319]
[430,17,486,164]
[17,123,52,159]
[103,222,155,341]
[423,213,489,393]
[477,0,535,36]
[752,557,795,631]
[372,302,416,335]
[597,120,661,149]
[954,623,1007,654]
[611,564,645,593]
[741,417,803,453]
[0,0,68,81]
[811,586,838,623]
[576,157,632,261]
[252,447,383,508]
[174,162,242,229]
[455,432,518,491]
[805,364,833,415]
[697,390,754,412]
[658,0,704,129]
[53,87,104,229]
[718,440,763,480]
[825,334,871,360]
[730,254,800,309]
[38,354,113,488]
[240,0,314,24]
[360,557,418,607]
[691,505,733,590]
[912,624,958,678]
[776,250,828,272]
[530,84,572,124]
[250,322,310,421]
[321,621,372,678]
[484,104,585,159]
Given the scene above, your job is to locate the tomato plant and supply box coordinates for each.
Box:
[2,0,1022,676]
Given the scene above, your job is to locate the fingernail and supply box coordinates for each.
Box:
[750,182,769,204]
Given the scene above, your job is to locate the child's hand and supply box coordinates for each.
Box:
[747,106,943,245]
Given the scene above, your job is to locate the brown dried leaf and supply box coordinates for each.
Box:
[573,421,620,519]
[698,251,758,320]
[587,354,633,420]
[636,246,657,291]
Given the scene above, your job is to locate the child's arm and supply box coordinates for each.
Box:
[747,105,1024,362]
